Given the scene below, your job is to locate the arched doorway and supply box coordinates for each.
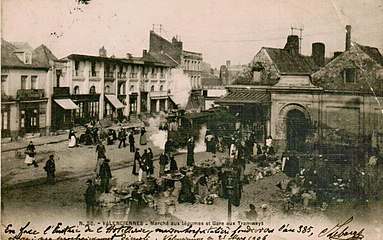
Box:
[286,109,309,152]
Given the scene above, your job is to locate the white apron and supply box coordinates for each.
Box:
[24,154,34,164]
[69,135,76,148]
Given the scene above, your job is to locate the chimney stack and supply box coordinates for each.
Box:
[333,51,343,59]
[226,60,231,67]
[345,25,351,51]
[143,50,147,57]
[312,42,325,67]
[99,46,107,57]
[126,53,132,59]
[284,35,300,55]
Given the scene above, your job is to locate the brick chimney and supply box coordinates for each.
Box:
[345,25,351,51]
[99,46,107,57]
[312,42,325,67]
[172,35,183,52]
[284,35,299,55]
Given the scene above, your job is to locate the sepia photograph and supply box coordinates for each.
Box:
[1,0,383,239]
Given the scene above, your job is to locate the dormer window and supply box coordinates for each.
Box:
[24,52,32,64]
[344,68,356,83]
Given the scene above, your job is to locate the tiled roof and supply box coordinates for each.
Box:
[32,45,58,67]
[1,39,24,67]
[1,39,57,69]
[356,43,383,67]
[11,42,33,51]
[264,47,320,74]
[215,91,270,104]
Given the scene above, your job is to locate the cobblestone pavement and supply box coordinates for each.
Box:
[2,127,383,239]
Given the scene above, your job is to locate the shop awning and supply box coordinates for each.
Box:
[54,99,79,110]
[168,96,179,105]
[215,92,271,105]
[105,94,124,109]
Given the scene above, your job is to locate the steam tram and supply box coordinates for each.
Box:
[167,107,236,147]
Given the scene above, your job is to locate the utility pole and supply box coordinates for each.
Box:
[290,25,304,54]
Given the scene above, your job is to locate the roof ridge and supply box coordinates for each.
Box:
[163,52,180,65]
[147,51,160,62]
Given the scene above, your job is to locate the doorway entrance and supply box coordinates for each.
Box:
[286,109,309,152]
[20,108,39,134]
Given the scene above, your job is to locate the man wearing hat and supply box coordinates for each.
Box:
[44,155,56,184]
[84,179,97,219]
[118,128,126,148]
[99,159,112,193]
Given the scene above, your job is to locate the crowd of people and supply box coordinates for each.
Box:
[22,117,382,221]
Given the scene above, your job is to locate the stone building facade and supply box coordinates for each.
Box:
[1,39,60,139]
[217,26,383,154]
[59,47,172,130]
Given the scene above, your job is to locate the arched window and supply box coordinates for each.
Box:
[105,85,111,93]
[118,82,126,95]
[159,85,163,91]
[130,85,135,92]
[89,86,96,94]
[74,86,80,94]
[150,85,155,92]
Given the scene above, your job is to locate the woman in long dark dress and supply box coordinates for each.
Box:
[169,156,178,172]
[132,148,140,176]
[159,152,168,177]
[147,148,154,176]
[140,127,147,145]
[283,152,300,178]
[186,137,195,166]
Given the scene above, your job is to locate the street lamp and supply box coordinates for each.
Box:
[222,168,241,222]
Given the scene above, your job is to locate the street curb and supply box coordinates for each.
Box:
[1,139,68,153]
[1,152,183,190]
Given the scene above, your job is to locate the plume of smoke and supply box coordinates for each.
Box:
[177,123,207,153]
[148,113,168,150]
[195,124,207,152]
[168,67,191,108]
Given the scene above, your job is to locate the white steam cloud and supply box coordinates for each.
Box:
[194,124,207,152]
[177,124,207,153]
[148,113,168,150]
[168,67,191,108]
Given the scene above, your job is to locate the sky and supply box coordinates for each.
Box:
[2,0,382,68]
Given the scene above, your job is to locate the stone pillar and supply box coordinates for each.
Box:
[99,62,105,119]
[156,99,160,112]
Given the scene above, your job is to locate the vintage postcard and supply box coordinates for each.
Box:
[1,0,382,239]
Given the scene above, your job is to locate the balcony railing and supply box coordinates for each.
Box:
[17,89,45,100]
[89,71,100,78]
[130,73,138,79]
[117,72,127,79]
[104,72,115,78]
[73,70,84,77]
